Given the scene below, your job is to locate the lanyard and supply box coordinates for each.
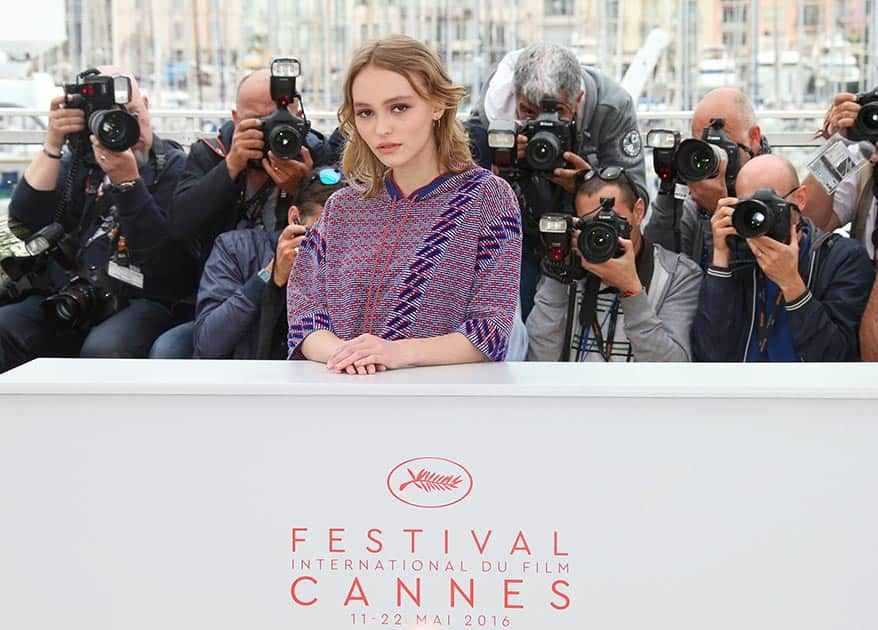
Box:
[755,271,785,359]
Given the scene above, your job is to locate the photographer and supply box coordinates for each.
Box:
[171,67,332,252]
[692,154,874,362]
[0,67,194,373]
[862,277,878,361]
[193,169,344,359]
[802,91,878,268]
[644,88,769,268]
[150,64,332,358]
[526,167,701,362]
[478,43,646,319]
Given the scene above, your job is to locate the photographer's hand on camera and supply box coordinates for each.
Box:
[548,151,590,193]
[826,92,860,136]
[263,146,313,197]
[266,222,307,288]
[45,95,85,155]
[710,198,737,268]
[574,232,642,295]
[24,96,87,192]
[89,135,138,185]
[746,222,806,301]
[226,118,265,179]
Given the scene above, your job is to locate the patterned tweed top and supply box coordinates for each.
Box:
[287,165,522,362]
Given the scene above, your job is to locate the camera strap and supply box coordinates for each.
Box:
[240,179,275,226]
[755,271,785,359]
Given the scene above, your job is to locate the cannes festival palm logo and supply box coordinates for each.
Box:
[387,457,473,509]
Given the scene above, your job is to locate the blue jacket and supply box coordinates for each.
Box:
[9,135,197,304]
[194,228,278,358]
[692,222,875,362]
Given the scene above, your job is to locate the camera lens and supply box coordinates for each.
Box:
[854,103,878,141]
[732,199,774,238]
[269,124,303,160]
[675,139,724,182]
[47,286,92,324]
[578,223,618,264]
[89,109,139,152]
[525,131,561,171]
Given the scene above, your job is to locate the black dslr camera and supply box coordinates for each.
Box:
[488,98,575,175]
[728,187,797,252]
[251,57,311,169]
[538,197,632,282]
[64,69,139,152]
[0,223,77,306]
[846,88,878,143]
[674,118,742,195]
[576,197,632,263]
[42,266,122,328]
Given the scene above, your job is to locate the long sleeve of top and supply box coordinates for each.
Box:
[194,229,277,359]
[169,121,243,244]
[621,247,702,362]
[287,166,522,361]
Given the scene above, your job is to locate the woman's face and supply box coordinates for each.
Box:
[351,64,443,170]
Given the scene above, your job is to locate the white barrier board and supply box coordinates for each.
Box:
[1,359,877,630]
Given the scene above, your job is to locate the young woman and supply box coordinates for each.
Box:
[286,35,521,374]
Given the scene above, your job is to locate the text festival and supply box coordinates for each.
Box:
[289,528,572,610]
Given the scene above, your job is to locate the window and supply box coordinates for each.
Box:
[803,6,820,27]
[545,0,573,17]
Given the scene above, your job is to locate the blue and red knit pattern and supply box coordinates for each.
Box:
[287,166,521,362]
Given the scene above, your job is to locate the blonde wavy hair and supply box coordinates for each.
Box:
[338,35,475,198]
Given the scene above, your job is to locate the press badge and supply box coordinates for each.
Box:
[107,260,144,289]
[674,183,690,201]
[807,134,871,195]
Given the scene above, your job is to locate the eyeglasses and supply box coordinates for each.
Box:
[574,166,637,195]
[310,167,343,186]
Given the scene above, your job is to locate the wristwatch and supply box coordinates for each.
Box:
[108,179,139,193]
[257,268,272,284]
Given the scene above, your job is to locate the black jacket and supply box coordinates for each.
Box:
[170,120,331,266]
[692,222,875,361]
[9,135,197,304]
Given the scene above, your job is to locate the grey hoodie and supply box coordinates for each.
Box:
[526,243,702,362]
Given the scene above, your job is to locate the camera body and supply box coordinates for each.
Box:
[251,57,311,169]
[728,187,796,252]
[538,197,632,282]
[847,88,878,143]
[64,70,140,153]
[488,99,575,175]
[42,266,121,328]
[674,118,741,195]
[645,129,681,194]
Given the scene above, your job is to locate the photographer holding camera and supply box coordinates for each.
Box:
[692,154,874,362]
[644,88,769,268]
[478,43,646,320]
[149,61,332,358]
[171,64,331,250]
[802,90,878,267]
[0,67,195,373]
[193,168,345,359]
[526,166,701,362]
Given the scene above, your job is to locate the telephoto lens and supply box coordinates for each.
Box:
[88,109,140,152]
[674,138,725,182]
[268,122,304,160]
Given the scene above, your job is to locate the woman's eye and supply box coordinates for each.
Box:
[355,110,373,118]
[392,104,409,113]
